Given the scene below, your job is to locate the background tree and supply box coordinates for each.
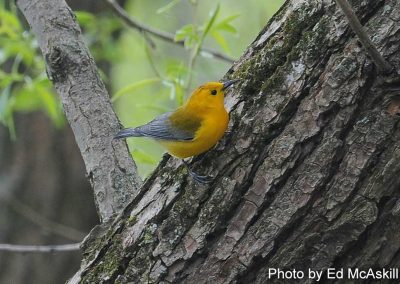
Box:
[5,0,400,283]
[0,1,100,283]
[1,0,281,282]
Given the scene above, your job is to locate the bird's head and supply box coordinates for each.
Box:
[186,80,239,112]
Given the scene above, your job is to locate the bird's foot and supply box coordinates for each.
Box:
[182,159,212,185]
[187,170,213,184]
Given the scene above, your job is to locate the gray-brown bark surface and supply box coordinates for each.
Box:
[18,0,400,283]
[16,0,141,222]
[71,0,400,282]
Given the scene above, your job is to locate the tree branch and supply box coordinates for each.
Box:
[335,0,393,74]
[0,243,80,253]
[103,0,235,64]
[16,0,142,222]
[9,198,86,242]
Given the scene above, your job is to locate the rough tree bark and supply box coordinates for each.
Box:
[16,0,142,222]
[18,0,400,283]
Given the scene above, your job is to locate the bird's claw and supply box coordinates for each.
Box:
[188,171,213,184]
[182,159,213,184]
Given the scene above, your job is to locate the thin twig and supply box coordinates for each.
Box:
[9,198,86,242]
[103,0,235,64]
[335,0,392,73]
[0,243,81,253]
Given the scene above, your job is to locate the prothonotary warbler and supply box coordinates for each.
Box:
[114,79,239,183]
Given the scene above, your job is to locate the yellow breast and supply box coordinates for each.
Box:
[160,109,229,158]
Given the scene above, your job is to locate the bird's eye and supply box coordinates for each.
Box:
[211,90,217,96]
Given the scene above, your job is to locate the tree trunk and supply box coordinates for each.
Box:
[19,0,400,283]
[75,0,400,282]
[0,113,98,283]
[16,0,142,223]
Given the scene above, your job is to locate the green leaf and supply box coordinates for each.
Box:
[0,86,11,121]
[156,0,182,14]
[211,31,231,54]
[0,70,24,88]
[201,4,220,40]
[174,24,199,48]
[13,76,65,127]
[36,80,64,127]
[0,8,21,38]
[174,81,184,106]
[1,40,35,66]
[112,78,161,102]
[165,61,190,81]
[13,86,42,111]
[212,14,240,34]
[0,85,15,135]
[174,24,194,42]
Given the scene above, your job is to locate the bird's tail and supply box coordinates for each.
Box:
[114,128,141,139]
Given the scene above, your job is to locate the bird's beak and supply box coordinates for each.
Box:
[222,79,240,90]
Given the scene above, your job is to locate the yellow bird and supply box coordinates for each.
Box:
[114,80,239,183]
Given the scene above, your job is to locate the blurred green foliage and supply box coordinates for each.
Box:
[0,0,284,177]
[0,3,64,138]
[110,0,284,176]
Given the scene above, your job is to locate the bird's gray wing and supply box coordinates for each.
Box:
[115,112,198,141]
